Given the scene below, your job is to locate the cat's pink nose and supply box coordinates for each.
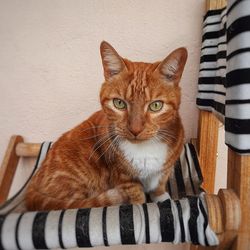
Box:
[128,115,145,137]
[128,125,143,137]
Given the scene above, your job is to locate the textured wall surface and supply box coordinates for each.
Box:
[0,1,205,249]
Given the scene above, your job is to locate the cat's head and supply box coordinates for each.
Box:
[99,41,187,143]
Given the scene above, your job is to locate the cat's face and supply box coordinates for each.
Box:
[100,41,187,142]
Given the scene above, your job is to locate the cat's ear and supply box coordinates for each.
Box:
[100,41,127,80]
[157,47,188,84]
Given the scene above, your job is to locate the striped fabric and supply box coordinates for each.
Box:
[0,142,218,249]
[0,195,218,250]
[167,144,203,200]
[197,0,250,154]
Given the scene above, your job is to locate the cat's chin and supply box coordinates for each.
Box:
[125,137,152,144]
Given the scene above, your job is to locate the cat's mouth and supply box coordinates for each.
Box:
[127,138,146,144]
[125,135,155,144]
[115,128,156,143]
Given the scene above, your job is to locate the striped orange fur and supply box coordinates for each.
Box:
[25,41,187,211]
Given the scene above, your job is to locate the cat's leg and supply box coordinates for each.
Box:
[26,181,145,210]
[149,168,172,202]
[68,181,146,208]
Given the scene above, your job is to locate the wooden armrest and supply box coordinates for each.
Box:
[0,135,23,203]
[0,136,41,203]
[16,142,41,157]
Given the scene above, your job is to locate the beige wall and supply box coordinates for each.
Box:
[214,124,228,193]
[0,1,206,249]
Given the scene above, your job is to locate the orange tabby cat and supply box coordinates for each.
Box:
[25,41,187,211]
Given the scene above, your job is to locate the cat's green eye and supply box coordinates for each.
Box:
[149,101,163,112]
[113,98,127,110]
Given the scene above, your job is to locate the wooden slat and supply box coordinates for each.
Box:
[16,142,41,157]
[227,149,250,250]
[0,135,23,203]
[197,110,219,193]
[206,0,227,9]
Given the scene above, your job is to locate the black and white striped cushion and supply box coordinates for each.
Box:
[0,142,218,249]
[0,194,218,250]
[197,0,250,154]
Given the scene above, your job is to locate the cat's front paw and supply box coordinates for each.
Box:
[129,190,146,204]
[118,183,146,205]
[150,192,171,203]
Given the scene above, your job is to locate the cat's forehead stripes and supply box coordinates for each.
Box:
[124,62,159,101]
[125,69,150,101]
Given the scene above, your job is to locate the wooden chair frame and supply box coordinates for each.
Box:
[191,0,250,249]
[192,112,249,250]
[0,1,249,249]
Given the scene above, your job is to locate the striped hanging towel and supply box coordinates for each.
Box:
[197,0,250,154]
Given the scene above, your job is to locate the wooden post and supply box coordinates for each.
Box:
[197,111,219,193]
[227,149,250,250]
[0,135,23,204]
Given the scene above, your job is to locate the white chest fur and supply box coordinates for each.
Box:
[119,139,168,192]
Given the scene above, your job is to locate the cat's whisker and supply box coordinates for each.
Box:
[158,129,176,136]
[88,133,117,160]
[107,138,117,164]
[79,125,112,133]
[155,135,175,157]
[109,136,122,163]
[92,131,116,146]
[79,132,110,141]
[97,135,119,163]
[88,133,113,160]
[95,132,118,150]
[152,135,161,144]
[158,130,176,136]
[156,134,172,144]
[159,133,176,139]
[108,136,121,164]
[157,131,177,140]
